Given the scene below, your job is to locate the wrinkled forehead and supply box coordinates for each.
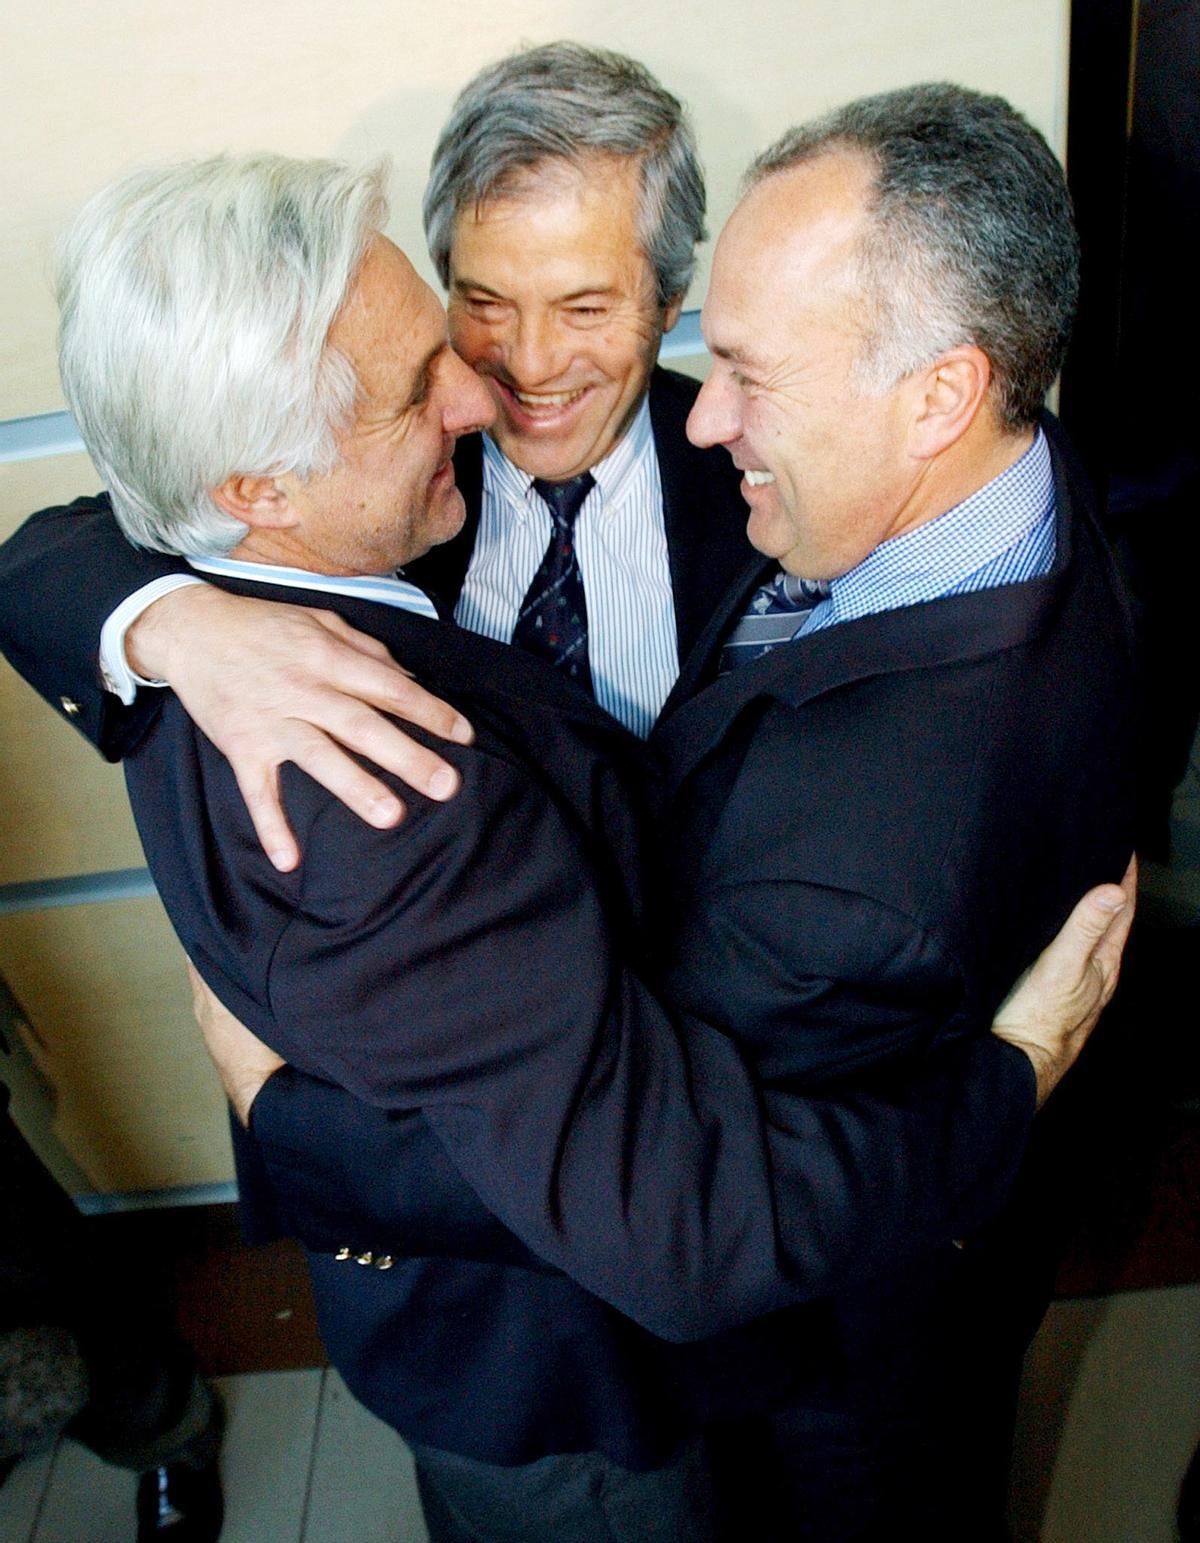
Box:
[474,148,642,215]
[334,236,446,385]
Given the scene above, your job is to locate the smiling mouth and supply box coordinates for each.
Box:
[492,380,594,421]
[744,470,776,487]
[512,387,589,409]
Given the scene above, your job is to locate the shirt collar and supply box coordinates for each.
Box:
[186,554,440,619]
[481,394,654,522]
[824,428,1053,622]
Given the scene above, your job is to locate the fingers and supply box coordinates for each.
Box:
[306,611,474,748]
[233,737,405,876]
[156,596,477,869]
[1037,875,1133,996]
[994,857,1140,1108]
[231,717,466,872]
[313,610,404,665]
[1089,853,1139,1008]
[234,763,303,873]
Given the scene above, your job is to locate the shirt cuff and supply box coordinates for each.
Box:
[99,573,206,703]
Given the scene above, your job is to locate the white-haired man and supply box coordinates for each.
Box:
[0,44,744,849]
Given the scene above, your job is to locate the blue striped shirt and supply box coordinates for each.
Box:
[455,399,679,738]
[800,429,1056,635]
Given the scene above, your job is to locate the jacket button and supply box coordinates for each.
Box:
[355,1251,375,1266]
[374,1255,395,1271]
[335,1247,352,1261]
[60,696,81,717]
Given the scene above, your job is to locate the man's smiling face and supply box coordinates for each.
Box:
[447,154,681,481]
[687,152,924,580]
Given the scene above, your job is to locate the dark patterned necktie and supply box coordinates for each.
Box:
[720,569,830,672]
[511,473,595,695]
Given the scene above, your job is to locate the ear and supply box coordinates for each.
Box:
[907,345,991,461]
[210,474,296,530]
[661,294,684,334]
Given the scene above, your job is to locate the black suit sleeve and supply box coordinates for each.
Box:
[233,746,1036,1344]
[0,496,185,757]
[248,1074,551,1271]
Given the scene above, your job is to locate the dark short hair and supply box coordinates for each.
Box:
[747,83,1079,430]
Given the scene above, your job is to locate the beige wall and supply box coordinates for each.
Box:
[0,0,1070,1193]
[4,0,1070,419]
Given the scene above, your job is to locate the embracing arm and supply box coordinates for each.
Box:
[243,868,1133,1298]
[197,734,1133,1342]
[0,496,185,755]
[0,494,471,870]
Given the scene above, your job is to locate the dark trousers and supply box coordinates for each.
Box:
[704,1351,1023,1542]
[412,1436,718,1543]
[0,1101,217,1470]
[409,1309,1029,1543]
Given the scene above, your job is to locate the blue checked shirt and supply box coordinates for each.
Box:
[798,429,1056,636]
[456,398,679,739]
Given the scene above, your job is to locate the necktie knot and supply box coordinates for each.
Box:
[720,567,831,672]
[532,473,594,530]
[511,473,596,695]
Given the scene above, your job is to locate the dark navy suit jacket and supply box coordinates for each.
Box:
[0,386,1119,1466]
[240,415,1136,1456]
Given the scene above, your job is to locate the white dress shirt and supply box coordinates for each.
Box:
[456,399,679,738]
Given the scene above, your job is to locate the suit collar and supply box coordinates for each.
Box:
[655,421,1082,782]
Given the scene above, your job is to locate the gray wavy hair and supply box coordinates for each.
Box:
[747,83,1079,431]
[423,42,707,307]
[56,154,388,556]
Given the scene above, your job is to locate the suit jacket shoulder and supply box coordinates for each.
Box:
[654,421,1137,1084]
[0,492,184,756]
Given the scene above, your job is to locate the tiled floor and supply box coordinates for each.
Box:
[0,1369,429,1543]
[2,1286,1197,1541]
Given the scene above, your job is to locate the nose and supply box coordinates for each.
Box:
[686,368,740,449]
[507,310,571,388]
[443,350,495,436]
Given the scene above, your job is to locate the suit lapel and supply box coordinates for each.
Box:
[660,551,776,721]
[405,434,484,613]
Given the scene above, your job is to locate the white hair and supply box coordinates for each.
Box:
[56,153,389,555]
